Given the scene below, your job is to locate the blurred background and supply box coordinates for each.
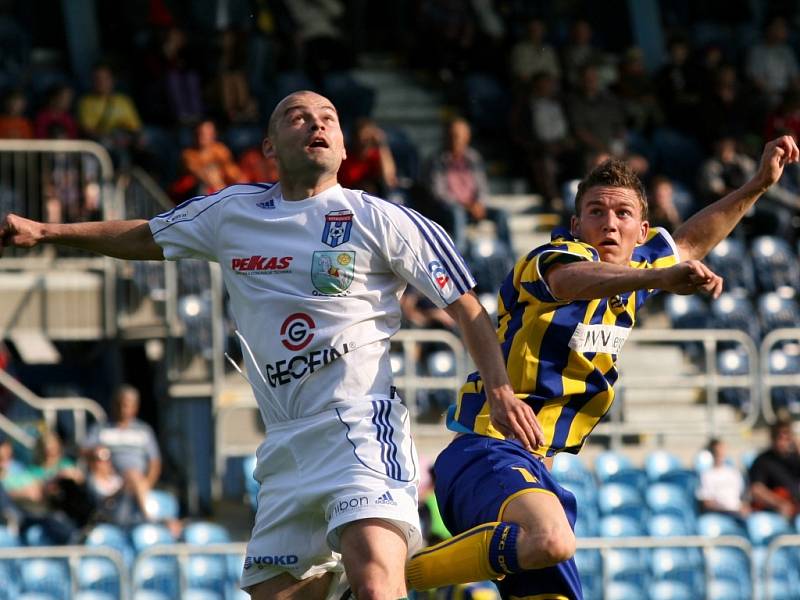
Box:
[1,0,800,598]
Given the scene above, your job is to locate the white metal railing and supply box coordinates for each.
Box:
[598,328,760,443]
[764,534,800,600]
[0,544,128,600]
[578,534,756,599]
[0,366,105,448]
[759,328,800,424]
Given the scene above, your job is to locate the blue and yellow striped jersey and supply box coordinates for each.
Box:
[447,226,681,457]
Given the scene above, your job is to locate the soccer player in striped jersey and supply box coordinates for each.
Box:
[0,91,545,600]
[407,136,799,599]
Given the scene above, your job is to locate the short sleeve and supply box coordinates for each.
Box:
[522,235,600,303]
[149,192,224,261]
[370,198,476,307]
[631,227,681,303]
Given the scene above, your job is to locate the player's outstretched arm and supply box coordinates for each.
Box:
[672,135,800,261]
[445,291,544,450]
[547,259,724,301]
[0,213,164,260]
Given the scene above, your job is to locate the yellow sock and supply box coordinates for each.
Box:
[406,522,520,590]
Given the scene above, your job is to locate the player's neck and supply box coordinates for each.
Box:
[280,174,339,201]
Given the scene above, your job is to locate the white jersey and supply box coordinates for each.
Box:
[149,183,475,425]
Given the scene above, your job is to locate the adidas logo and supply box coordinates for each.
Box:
[375,491,397,506]
[256,199,275,210]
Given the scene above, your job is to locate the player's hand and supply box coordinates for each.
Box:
[487,386,544,451]
[753,135,800,192]
[0,213,45,258]
[660,260,724,298]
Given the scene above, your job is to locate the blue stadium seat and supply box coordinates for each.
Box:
[698,512,748,538]
[768,348,800,417]
[604,580,648,600]
[599,514,645,538]
[574,550,602,600]
[705,238,755,294]
[644,450,685,482]
[649,579,695,600]
[242,454,259,512]
[185,555,227,596]
[145,489,180,521]
[23,522,58,546]
[130,523,176,554]
[664,294,709,329]
[604,548,650,588]
[708,577,749,600]
[74,592,116,600]
[706,546,751,593]
[467,237,514,295]
[645,482,697,526]
[597,483,646,521]
[694,448,714,473]
[132,591,171,600]
[593,451,647,491]
[77,557,121,598]
[650,546,704,591]
[551,452,594,488]
[183,522,231,545]
[85,523,134,566]
[184,589,223,600]
[0,561,18,600]
[747,511,793,546]
[711,293,760,340]
[133,556,179,599]
[758,292,800,333]
[751,236,800,292]
[19,558,69,600]
[0,525,19,547]
[648,513,695,537]
[717,347,753,411]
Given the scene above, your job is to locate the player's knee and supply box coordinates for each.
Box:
[517,525,575,569]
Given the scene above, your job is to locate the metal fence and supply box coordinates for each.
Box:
[759,328,800,424]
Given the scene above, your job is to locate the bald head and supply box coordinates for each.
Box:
[267,91,337,138]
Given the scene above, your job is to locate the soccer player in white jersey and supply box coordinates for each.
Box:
[0,91,544,600]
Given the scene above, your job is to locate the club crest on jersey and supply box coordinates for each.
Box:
[427,260,450,290]
[312,251,355,295]
[322,210,353,247]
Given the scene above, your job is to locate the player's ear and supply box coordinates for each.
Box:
[638,220,649,244]
[263,137,275,159]
[570,215,580,237]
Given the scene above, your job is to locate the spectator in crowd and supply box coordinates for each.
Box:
[614,47,664,136]
[561,19,597,89]
[238,145,279,184]
[508,18,560,86]
[141,26,205,127]
[765,89,800,141]
[215,28,259,124]
[172,119,244,199]
[698,64,757,149]
[697,136,756,205]
[338,118,398,196]
[0,89,33,139]
[0,438,37,504]
[82,385,162,521]
[697,438,750,519]
[749,419,800,518]
[648,175,683,230]
[34,84,79,140]
[509,71,575,212]
[284,0,352,84]
[567,64,647,174]
[655,34,702,134]
[746,16,800,108]
[425,116,511,252]
[85,444,143,526]
[78,62,144,167]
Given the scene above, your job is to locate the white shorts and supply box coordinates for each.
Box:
[240,398,422,590]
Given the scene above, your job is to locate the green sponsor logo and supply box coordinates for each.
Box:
[311,251,355,295]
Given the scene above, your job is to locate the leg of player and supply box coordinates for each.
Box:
[407,491,575,590]
[247,571,334,599]
[502,490,576,569]
[340,518,410,600]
